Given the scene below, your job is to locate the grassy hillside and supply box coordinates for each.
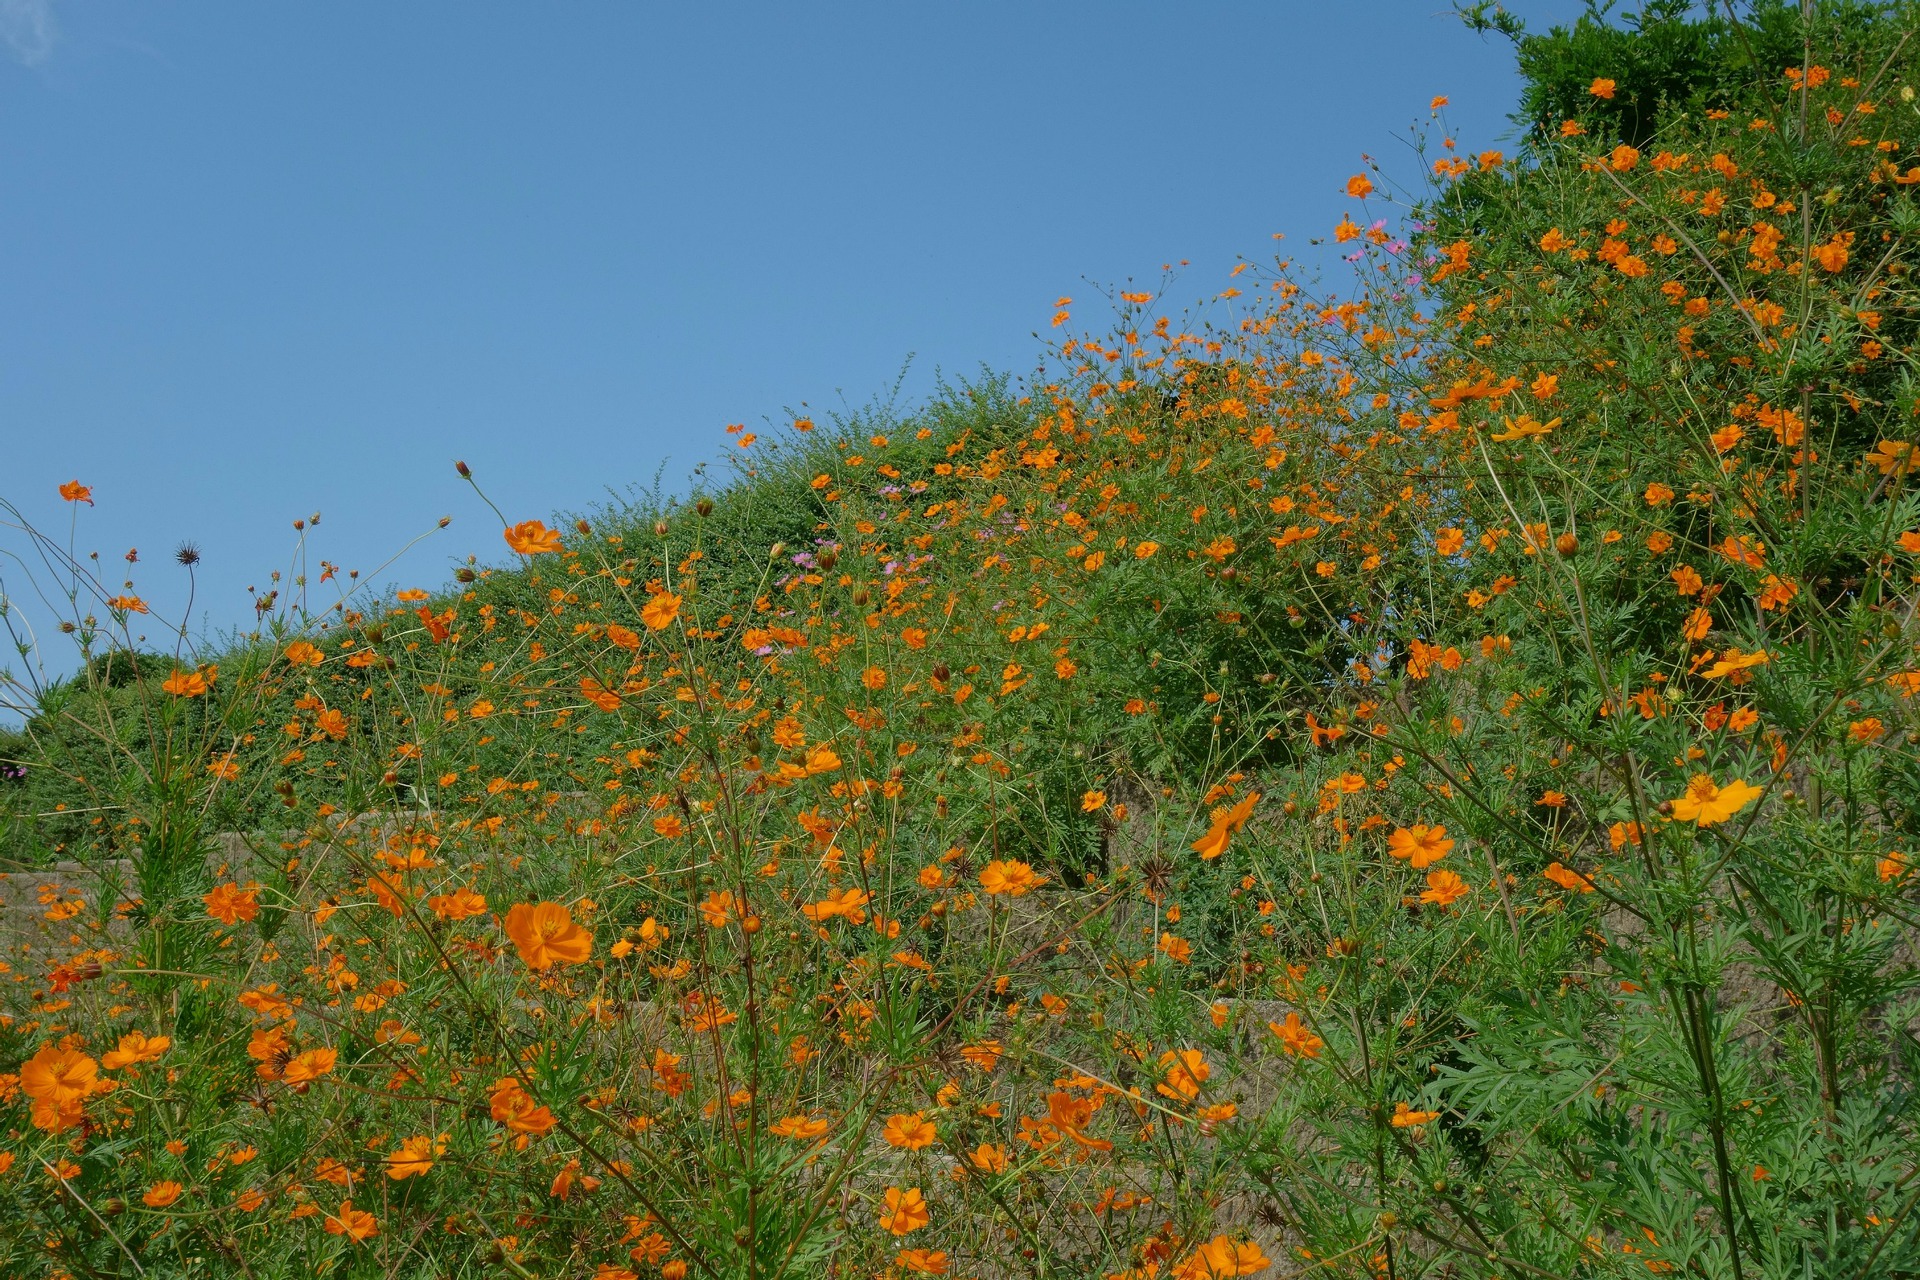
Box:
[5,3,1920,1277]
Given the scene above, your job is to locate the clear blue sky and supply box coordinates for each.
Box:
[1,1,1580,683]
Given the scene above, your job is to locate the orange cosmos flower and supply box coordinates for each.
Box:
[1191,790,1259,860]
[1866,439,1916,476]
[1420,869,1469,906]
[1183,1235,1271,1278]
[1156,1048,1210,1101]
[769,1114,831,1141]
[882,1112,938,1151]
[489,1077,558,1135]
[1386,824,1453,868]
[59,480,94,505]
[968,1142,1009,1173]
[1669,775,1763,826]
[503,520,562,555]
[161,669,210,697]
[979,859,1044,897]
[652,813,685,839]
[1081,789,1106,811]
[101,1030,171,1070]
[283,640,323,666]
[283,1048,338,1091]
[324,1200,378,1243]
[1589,77,1616,98]
[1391,1101,1439,1128]
[959,1040,1003,1072]
[503,901,594,969]
[801,887,870,925]
[1345,173,1374,198]
[862,666,888,690]
[897,1249,951,1276]
[204,882,259,925]
[384,1134,444,1180]
[1542,862,1595,894]
[142,1181,184,1208]
[20,1043,98,1107]
[1045,1091,1113,1151]
[641,591,682,630]
[427,887,487,920]
[879,1186,931,1235]
[1268,1011,1323,1058]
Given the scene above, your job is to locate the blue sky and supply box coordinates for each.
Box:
[0,1,1579,687]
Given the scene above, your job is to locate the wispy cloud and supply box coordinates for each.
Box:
[1,0,57,66]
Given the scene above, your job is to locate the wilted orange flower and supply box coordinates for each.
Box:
[641,591,682,630]
[143,1181,184,1208]
[883,1112,938,1151]
[1387,824,1453,868]
[504,520,562,555]
[324,1200,378,1243]
[980,859,1043,896]
[59,480,94,504]
[204,882,259,925]
[880,1185,931,1235]
[1670,775,1762,826]
[504,902,593,969]
[1268,1011,1323,1058]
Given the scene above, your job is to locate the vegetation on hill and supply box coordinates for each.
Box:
[5,3,1920,1276]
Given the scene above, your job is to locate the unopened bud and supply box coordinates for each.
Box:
[455,460,471,478]
[437,516,451,529]
[696,498,714,518]
[654,520,670,537]
[575,519,591,535]
[1555,532,1579,557]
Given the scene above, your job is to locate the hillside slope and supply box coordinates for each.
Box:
[5,5,1920,1277]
